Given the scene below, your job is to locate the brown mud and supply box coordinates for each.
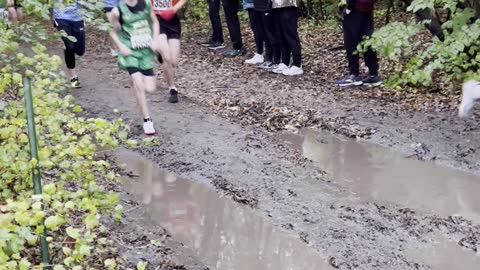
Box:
[65,25,480,269]
[116,149,335,270]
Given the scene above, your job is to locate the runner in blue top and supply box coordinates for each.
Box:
[104,0,121,56]
[53,0,85,88]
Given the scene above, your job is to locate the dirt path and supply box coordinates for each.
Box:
[70,37,480,269]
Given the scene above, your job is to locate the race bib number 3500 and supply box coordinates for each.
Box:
[153,0,172,11]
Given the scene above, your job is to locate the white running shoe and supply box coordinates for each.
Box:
[282,66,304,76]
[111,48,118,57]
[272,63,289,74]
[143,120,156,135]
[459,80,480,118]
[245,53,264,65]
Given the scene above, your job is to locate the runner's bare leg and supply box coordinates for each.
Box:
[130,72,152,119]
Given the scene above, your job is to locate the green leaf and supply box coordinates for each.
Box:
[64,201,75,210]
[79,244,92,256]
[104,258,117,270]
[84,214,100,229]
[126,139,138,148]
[44,215,65,231]
[66,227,81,239]
[43,183,56,195]
[137,261,148,270]
[114,205,123,222]
[62,247,72,256]
[64,256,74,267]
[72,105,83,113]
[19,259,31,270]
[143,137,160,146]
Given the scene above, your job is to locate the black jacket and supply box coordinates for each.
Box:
[346,0,356,10]
[347,0,375,12]
[254,0,271,11]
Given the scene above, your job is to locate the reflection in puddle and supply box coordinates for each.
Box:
[281,130,480,223]
[116,149,334,270]
[407,233,480,270]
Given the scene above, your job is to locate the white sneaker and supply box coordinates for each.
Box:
[459,80,480,118]
[272,63,288,74]
[282,66,304,76]
[245,53,264,65]
[143,120,156,135]
[111,49,118,57]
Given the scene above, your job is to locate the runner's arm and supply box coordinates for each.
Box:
[172,0,187,13]
[108,7,125,51]
[150,4,159,38]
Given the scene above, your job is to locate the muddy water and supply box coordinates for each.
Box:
[115,149,334,270]
[280,130,480,223]
[406,233,480,270]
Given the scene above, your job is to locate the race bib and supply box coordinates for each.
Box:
[130,20,152,49]
[0,8,8,20]
[153,0,172,11]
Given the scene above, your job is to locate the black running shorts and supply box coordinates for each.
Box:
[158,14,181,40]
[103,7,114,13]
[127,67,154,76]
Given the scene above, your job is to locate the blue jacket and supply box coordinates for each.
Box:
[243,0,254,10]
[104,0,121,8]
[53,0,83,22]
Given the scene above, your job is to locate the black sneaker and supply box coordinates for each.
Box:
[70,77,81,89]
[335,74,363,87]
[168,89,178,103]
[362,75,383,86]
[258,61,273,69]
[207,41,226,50]
[223,47,247,58]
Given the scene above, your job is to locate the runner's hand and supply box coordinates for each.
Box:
[150,35,161,52]
[159,9,176,21]
[119,45,131,56]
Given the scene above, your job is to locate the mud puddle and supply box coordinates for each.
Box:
[280,129,480,223]
[115,149,334,270]
[407,233,480,270]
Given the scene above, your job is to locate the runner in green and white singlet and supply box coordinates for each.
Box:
[109,0,160,135]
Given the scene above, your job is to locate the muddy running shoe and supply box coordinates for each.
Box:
[362,75,383,87]
[335,74,363,87]
[258,61,273,69]
[70,77,81,89]
[223,47,247,58]
[207,41,226,50]
[168,88,178,103]
[272,63,289,74]
[143,120,156,135]
[459,80,480,118]
[282,66,304,76]
[245,53,264,65]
